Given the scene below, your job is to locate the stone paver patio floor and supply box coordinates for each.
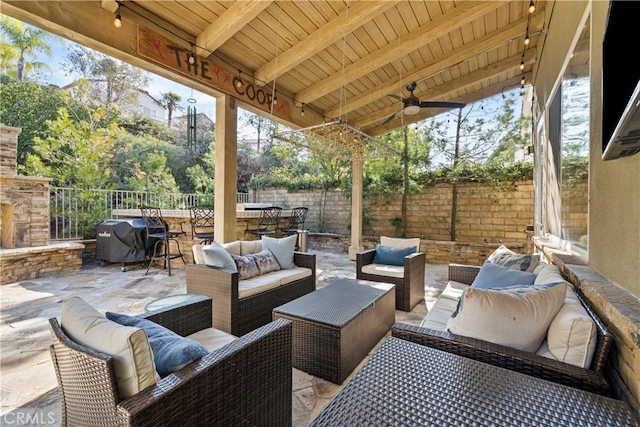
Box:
[0,249,448,426]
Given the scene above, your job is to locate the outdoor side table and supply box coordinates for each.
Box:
[310,336,640,427]
[273,278,395,384]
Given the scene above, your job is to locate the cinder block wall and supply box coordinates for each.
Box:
[252,180,535,251]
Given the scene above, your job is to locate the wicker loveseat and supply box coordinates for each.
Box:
[187,239,316,336]
[392,262,613,395]
[49,296,293,426]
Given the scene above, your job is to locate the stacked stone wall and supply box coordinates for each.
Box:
[0,242,84,285]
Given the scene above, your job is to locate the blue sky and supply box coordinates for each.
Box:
[37,34,218,120]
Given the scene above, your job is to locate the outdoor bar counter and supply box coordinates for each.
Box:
[111,205,292,266]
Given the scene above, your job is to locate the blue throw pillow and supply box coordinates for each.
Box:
[106,311,209,378]
[372,245,416,266]
[261,234,297,269]
[470,262,536,290]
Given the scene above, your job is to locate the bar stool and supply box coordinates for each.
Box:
[140,206,186,276]
[189,205,215,244]
[245,206,282,238]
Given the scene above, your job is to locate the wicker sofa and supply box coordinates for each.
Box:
[187,240,316,336]
[392,262,613,395]
[49,296,293,426]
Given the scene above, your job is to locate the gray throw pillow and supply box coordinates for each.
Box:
[202,241,237,272]
[261,234,297,269]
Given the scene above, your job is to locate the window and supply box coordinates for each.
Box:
[560,17,590,253]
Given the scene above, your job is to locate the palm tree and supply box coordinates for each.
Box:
[0,16,55,80]
[155,91,183,128]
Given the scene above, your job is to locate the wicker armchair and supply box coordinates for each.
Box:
[49,297,293,426]
[186,251,316,336]
[356,238,425,311]
[392,263,613,395]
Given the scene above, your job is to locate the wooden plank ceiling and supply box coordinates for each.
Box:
[4,0,547,136]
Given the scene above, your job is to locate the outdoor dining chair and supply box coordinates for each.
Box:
[245,206,282,238]
[278,207,309,237]
[140,206,186,276]
[189,205,215,244]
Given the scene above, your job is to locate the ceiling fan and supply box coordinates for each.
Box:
[383,82,466,124]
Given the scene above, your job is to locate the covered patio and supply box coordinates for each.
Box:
[1,0,639,424]
[1,250,448,425]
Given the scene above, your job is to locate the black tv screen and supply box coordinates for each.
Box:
[602,0,640,153]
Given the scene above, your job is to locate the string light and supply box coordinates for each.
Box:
[113,3,122,28]
[520,60,525,70]
[187,43,196,65]
[235,70,244,89]
[301,103,305,116]
[272,92,278,105]
[521,76,526,85]
[528,1,536,14]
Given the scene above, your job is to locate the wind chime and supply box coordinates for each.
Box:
[187,91,197,151]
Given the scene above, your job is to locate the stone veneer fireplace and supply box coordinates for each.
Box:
[0,126,51,248]
[0,125,83,285]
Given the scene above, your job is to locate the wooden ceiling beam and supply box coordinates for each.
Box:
[364,75,526,136]
[253,1,398,86]
[349,48,536,129]
[295,0,507,105]
[325,12,544,120]
[195,0,272,57]
[101,0,119,14]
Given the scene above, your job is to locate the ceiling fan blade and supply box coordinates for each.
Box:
[383,110,401,124]
[419,101,467,109]
[387,94,404,101]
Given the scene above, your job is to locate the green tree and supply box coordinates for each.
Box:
[155,91,183,128]
[0,79,77,165]
[62,45,149,114]
[0,15,55,80]
[22,107,124,187]
[423,92,531,240]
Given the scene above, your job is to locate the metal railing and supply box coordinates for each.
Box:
[50,187,249,240]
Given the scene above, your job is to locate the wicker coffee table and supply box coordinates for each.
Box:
[310,337,640,426]
[272,279,395,384]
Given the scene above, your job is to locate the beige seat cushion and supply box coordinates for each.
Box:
[546,287,597,368]
[192,244,206,265]
[446,283,567,352]
[188,328,237,352]
[420,281,469,330]
[380,236,421,251]
[534,263,571,287]
[238,274,282,299]
[240,240,263,255]
[221,240,241,255]
[267,267,312,285]
[60,297,158,398]
[361,263,404,279]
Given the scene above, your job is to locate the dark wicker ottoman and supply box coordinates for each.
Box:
[272,279,395,384]
[310,337,640,427]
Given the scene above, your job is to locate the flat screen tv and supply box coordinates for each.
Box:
[602,0,640,160]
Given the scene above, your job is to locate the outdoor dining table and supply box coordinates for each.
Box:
[310,336,639,427]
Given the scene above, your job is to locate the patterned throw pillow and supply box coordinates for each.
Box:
[486,245,540,272]
[230,253,261,280]
[252,248,281,275]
